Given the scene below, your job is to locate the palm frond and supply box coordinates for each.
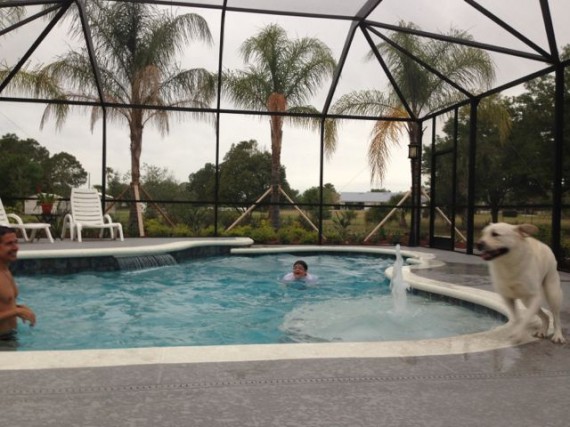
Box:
[279,105,338,160]
[282,37,336,104]
[372,21,495,117]
[161,67,217,106]
[331,90,400,117]
[0,3,25,28]
[41,51,100,95]
[28,2,217,142]
[240,23,287,72]
[0,64,63,100]
[368,116,407,184]
[478,95,512,143]
[222,70,272,111]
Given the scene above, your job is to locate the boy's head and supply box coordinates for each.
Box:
[292,260,308,278]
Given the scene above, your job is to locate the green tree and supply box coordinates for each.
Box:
[0,134,48,202]
[187,163,217,203]
[223,24,338,229]
[0,133,87,203]
[507,63,570,201]
[187,140,294,209]
[45,152,88,197]
[219,140,294,207]
[138,164,188,225]
[300,183,339,223]
[426,99,515,223]
[141,164,185,203]
[36,1,216,235]
[220,140,273,205]
[425,87,564,223]
[104,167,129,199]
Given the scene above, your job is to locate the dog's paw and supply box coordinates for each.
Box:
[551,333,566,344]
[533,330,548,339]
[509,323,536,343]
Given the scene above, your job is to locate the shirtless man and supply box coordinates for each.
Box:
[0,226,36,344]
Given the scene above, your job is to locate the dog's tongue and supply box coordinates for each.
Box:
[479,252,493,261]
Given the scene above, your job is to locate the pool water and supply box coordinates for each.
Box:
[14,254,504,351]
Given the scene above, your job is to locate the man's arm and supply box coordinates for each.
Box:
[0,305,36,326]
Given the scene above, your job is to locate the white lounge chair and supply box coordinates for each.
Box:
[61,188,124,242]
[0,197,54,243]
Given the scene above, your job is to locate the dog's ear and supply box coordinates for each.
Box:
[517,224,538,237]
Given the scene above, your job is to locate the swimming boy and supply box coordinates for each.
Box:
[0,226,36,344]
[292,260,309,279]
[281,260,318,284]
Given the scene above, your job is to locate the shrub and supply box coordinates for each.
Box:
[275,224,315,244]
[390,233,402,245]
[250,225,277,243]
[198,225,216,237]
[346,231,366,244]
[172,224,192,237]
[145,218,172,237]
[332,210,357,240]
[365,206,393,223]
[224,225,253,238]
[323,229,343,244]
[277,227,293,244]
[300,230,318,244]
[217,209,242,228]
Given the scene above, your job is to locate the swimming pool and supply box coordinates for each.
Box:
[14,252,505,351]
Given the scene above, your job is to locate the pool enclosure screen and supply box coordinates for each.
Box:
[0,0,569,266]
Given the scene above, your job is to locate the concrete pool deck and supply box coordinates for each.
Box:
[1,238,569,426]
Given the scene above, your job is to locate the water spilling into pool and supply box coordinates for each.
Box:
[13,253,505,351]
[116,254,177,270]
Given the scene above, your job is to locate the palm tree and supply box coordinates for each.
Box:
[37,2,216,235]
[331,21,497,243]
[333,22,496,183]
[0,3,64,97]
[0,1,24,28]
[223,24,337,229]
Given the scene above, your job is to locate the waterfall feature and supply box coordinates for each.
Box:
[390,244,410,312]
[116,254,177,270]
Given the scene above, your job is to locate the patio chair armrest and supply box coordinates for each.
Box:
[60,213,74,240]
[7,213,24,225]
[62,213,73,225]
[103,214,114,224]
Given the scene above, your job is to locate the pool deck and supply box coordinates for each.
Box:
[2,238,569,426]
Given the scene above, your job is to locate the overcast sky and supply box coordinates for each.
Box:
[1,0,569,195]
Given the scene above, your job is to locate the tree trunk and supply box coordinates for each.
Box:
[267,93,286,230]
[129,115,145,237]
[491,207,499,223]
[269,114,283,229]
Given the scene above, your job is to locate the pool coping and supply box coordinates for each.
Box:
[1,243,529,370]
[15,237,255,259]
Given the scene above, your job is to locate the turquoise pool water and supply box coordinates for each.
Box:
[13,254,504,351]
